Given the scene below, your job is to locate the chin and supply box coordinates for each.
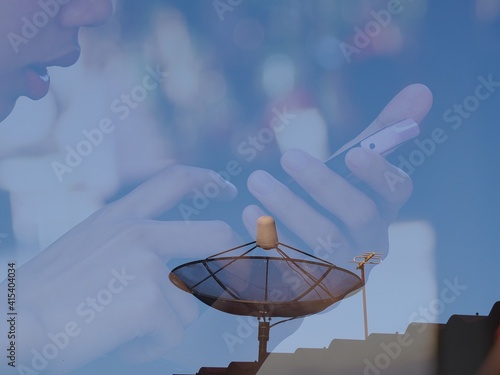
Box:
[0,97,17,123]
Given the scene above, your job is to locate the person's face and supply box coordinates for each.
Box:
[0,0,114,122]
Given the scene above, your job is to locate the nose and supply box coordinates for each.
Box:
[58,0,114,28]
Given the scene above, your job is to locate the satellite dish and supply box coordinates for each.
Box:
[169,216,363,363]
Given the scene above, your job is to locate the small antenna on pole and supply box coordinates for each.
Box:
[351,252,382,339]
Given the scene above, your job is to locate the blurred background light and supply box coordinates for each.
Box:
[262,54,296,99]
[476,0,500,22]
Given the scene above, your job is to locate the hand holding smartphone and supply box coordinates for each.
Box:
[284,118,419,195]
[324,118,420,184]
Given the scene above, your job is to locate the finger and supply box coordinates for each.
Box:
[126,220,241,260]
[281,150,386,229]
[345,147,413,220]
[279,150,389,252]
[109,165,237,219]
[242,204,266,240]
[246,171,354,262]
[371,83,433,130]
[335,83,433,155]
[247,170,344,243]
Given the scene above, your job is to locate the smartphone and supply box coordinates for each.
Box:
[324,118,420,184]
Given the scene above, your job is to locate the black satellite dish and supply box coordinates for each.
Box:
[170,216,363,363]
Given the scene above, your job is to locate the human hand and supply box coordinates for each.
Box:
[1,165,239,374]
[242,84,433,268]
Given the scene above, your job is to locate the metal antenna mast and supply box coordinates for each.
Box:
[351,252,382,339]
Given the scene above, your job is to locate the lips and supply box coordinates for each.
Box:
[24,65,51,100]
[23,47,81,100]
[45,47,81,68]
